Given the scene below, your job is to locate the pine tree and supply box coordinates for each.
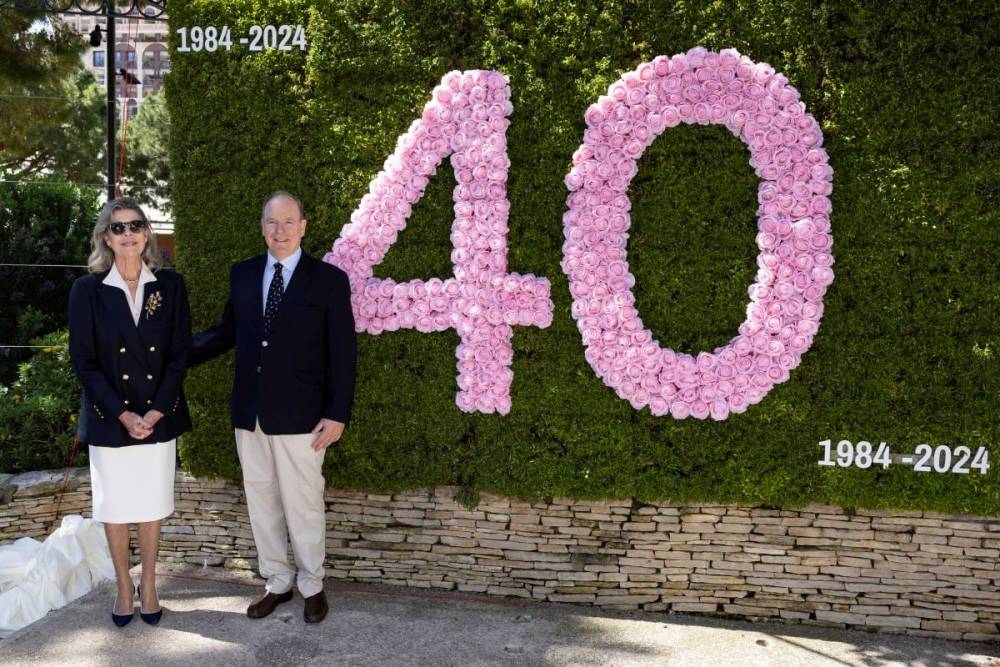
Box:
[122,91,171,209]
[0,9,104,181]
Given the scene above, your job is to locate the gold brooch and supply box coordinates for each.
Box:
[144,291,162,319]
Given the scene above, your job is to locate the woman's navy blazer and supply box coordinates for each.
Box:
[68,268,192,447]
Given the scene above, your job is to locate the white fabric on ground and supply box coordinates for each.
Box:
[0,515,113,637]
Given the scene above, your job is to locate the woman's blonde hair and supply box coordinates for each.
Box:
[87,197,163,273]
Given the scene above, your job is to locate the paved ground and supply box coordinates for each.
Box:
[2,564,998,666]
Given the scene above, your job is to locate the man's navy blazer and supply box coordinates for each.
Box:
[68,269,192,447]
[189,252,357,434]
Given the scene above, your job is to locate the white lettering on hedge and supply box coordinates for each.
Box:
[819,440,990,475]
[175,25,307,52]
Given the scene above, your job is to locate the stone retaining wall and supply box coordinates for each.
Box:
[2,468,998,642]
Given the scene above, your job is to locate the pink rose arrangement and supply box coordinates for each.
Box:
[325,70,554,414]
[562,48,834,419]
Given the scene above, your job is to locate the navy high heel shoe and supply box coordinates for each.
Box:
[136,585,163,625]
[111,584,135,627]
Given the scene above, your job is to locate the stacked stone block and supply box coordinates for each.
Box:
[1,469,997,642]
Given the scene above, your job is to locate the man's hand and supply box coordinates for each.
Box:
[119,411,152,440]
[311,418,345,451]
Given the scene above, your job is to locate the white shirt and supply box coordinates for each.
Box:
[103,262,157,326]
[262,248,302,315]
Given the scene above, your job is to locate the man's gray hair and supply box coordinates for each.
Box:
[261,191,304,220]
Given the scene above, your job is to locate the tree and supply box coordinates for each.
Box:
[122,91,171,210]
[0,10,81,86]
[0,10,104,182]
[0,69,106,182]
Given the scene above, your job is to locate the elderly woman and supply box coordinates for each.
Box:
[68,197,191,627]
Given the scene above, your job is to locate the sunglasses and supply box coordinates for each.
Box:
[108,220,147,235]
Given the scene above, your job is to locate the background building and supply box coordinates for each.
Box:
[61,14,170,119]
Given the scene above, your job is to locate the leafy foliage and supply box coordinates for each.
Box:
[122,92,172,210]
[0,70,106,182]
[0,12,81,86]
[168,0,1000,513]
[0,331,83,473]
[0,12,105,181]
[0,181,98,382]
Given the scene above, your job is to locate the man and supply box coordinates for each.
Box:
[190,192,357,623]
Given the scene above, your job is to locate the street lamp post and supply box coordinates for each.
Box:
[105,12,114,201]
[1,0,167,200]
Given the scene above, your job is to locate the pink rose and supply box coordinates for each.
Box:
[724,393,747,413]
[670,400,691,419]
[690,401,710,419]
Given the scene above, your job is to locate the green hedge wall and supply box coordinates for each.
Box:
[167,0,1000,513]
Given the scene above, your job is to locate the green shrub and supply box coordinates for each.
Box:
[167,0,1000,513]
[0,330,83,473]
[0,180,98,382]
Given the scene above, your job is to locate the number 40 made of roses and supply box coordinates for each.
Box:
[320,48,834,420]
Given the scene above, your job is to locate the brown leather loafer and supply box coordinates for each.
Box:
[246,589,293,619]
[303,591,328,624]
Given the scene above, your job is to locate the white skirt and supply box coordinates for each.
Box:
[88,440,176,524]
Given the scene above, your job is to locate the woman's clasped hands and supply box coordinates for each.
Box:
[118,410,163,440]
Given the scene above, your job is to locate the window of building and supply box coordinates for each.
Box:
[142,44,170,78]
[115,46,137,68]
[93,51,105,68]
